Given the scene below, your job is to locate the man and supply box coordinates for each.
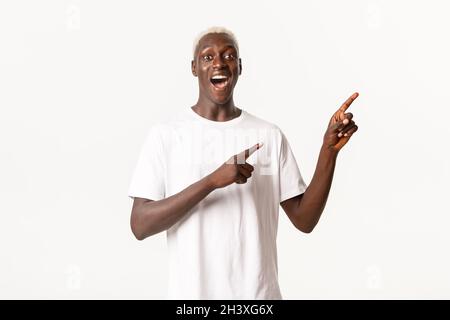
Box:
[128,27,359,299]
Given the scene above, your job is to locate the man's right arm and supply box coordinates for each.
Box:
[131,175,216,240]
[130,143,262,240]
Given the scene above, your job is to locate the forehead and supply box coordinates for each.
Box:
[197,33,238,53]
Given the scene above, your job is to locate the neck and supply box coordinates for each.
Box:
[193,95,240,122]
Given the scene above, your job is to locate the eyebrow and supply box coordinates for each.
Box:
[199,45,237,54]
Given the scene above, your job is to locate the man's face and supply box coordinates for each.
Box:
[192,33,241,105]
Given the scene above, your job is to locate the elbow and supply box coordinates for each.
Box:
[132,229,145,241]
[130,210,160,240]
[130,211,146,241]
[131,222,145,241]
[295,222,315,234]
[300,226,314,234]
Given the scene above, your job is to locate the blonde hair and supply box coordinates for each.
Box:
[193,26,239,58]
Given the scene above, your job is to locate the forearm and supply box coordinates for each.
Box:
[297,146,338,231]
[131,175,216,239]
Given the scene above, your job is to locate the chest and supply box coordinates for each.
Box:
[162,125,279,194]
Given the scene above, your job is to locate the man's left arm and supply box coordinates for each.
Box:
[281,92,360,233]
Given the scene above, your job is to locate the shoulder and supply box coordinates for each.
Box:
[242,111,287,150]
[145,109,191,136]
[242,110,283,136]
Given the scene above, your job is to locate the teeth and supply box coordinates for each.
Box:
[211,75,227,80]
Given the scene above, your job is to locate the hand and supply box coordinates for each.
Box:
[323,92,360,153]
[208,143,263,189]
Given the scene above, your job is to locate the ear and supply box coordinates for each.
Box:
[191,60,197,77]
[238,58,242,76]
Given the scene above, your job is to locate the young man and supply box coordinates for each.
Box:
[128,27,359,299]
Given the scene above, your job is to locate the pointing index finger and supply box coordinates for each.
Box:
[236,143,263,164]
[339,92,359,113]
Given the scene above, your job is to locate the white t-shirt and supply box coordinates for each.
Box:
[128,107,307,299]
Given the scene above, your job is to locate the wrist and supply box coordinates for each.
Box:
[204,173,218,191]
[320,144,339,160]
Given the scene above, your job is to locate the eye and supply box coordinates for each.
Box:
[202,55,213,62]
[224,53,235,60]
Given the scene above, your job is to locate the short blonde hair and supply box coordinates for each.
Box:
[193,26,239,58]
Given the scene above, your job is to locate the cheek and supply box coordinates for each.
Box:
[199,66,210,82]
[199,74,209,86]
[230,63,240,75]
[198,75,212,91]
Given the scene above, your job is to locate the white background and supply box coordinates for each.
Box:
[1,0,449,299]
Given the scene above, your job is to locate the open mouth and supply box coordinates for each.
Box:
[210,74,229,90]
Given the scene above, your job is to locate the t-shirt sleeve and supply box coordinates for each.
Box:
[279,130,307,203]
[128,126,166,201]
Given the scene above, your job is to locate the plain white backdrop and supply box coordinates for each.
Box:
[1,0,449,299]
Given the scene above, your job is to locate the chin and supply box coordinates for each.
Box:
[208,87,235,105]
[210,95,232,105]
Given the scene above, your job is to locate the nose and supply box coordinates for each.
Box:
[212,55,226,69]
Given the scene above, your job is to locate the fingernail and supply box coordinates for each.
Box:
[338,132,342,137]
[344,133,348,137]
[343,119,349,125]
